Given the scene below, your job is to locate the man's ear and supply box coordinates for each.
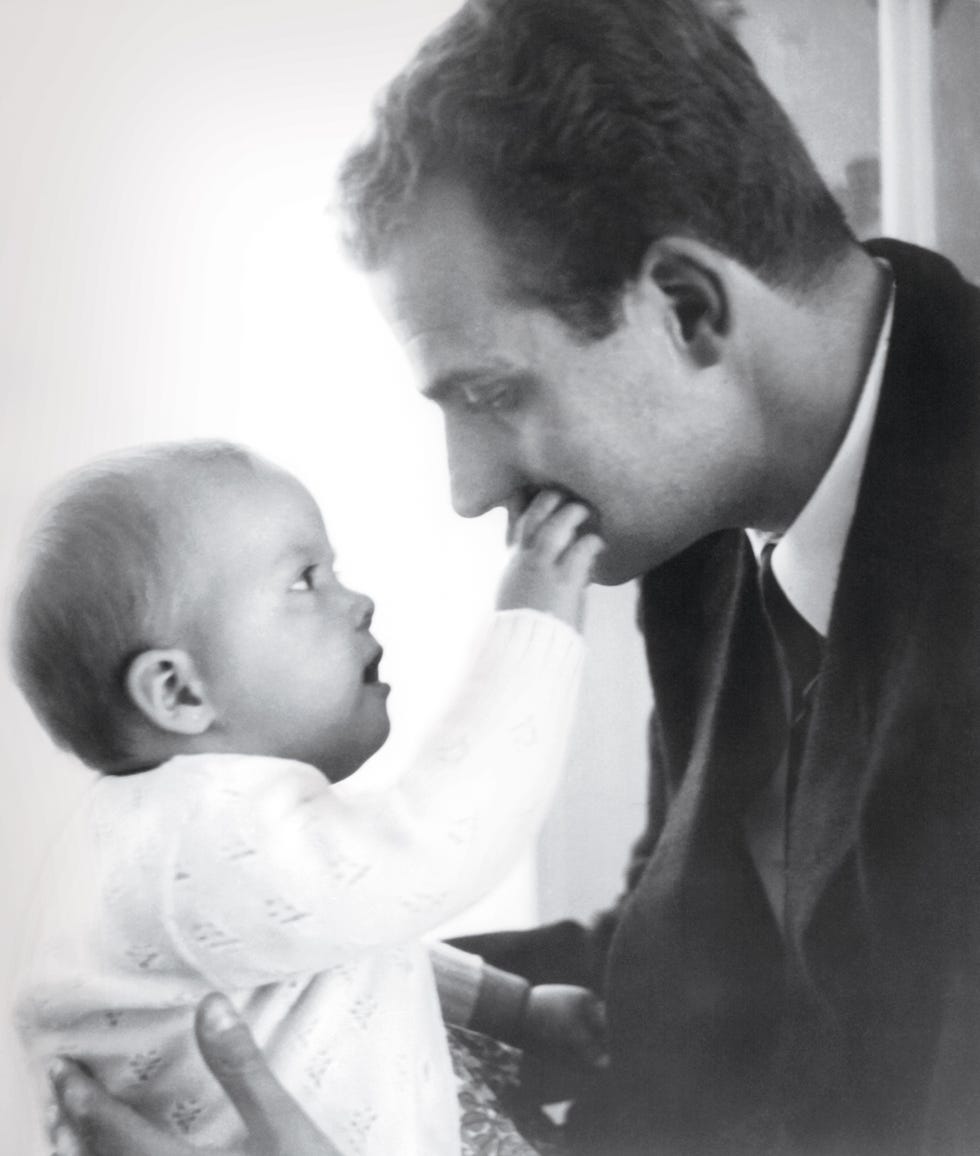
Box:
[125,649,215,736]
[638,237,731,368]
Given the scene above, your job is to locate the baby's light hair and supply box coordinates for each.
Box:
[8,440,262,770]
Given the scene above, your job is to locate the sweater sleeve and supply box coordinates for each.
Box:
[430,942,533,1044]
[449,705,670,991]
[166,610,584,989]
[430,942,484,1027]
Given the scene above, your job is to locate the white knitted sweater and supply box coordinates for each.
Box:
[16,610,583,1156]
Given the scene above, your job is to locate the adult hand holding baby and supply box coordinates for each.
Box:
[47,995,342,1156]
[48,989,608,1155]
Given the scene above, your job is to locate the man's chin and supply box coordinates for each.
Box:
[584,543,647,587]
[589,549,644,586]
[590,538,673,586]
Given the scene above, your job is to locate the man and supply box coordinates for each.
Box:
[53,0,980,1152]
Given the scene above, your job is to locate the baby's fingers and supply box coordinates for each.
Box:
[560,532,604,581]
[510,490,564,547]
[528,502,592,560]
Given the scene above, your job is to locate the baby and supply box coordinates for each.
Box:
[10,441,604,1156]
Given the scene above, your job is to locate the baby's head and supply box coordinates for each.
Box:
[9,441,390,780]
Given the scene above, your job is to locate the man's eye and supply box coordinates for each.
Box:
[289,566,317,592]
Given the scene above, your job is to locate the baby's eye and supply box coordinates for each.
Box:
[460,382,516,413]
[289,565,317,592]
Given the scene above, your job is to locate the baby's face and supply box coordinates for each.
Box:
[178,465,390,781]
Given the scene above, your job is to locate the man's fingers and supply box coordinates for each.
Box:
[194,994,337,1154]
[52,1119,87,1156]
[45,1101,63,1143]
[577,1024,611,1069]
[46,1098,86,1156]
[518,1053,600,1106]
[581,1041,612,1069]
[44,1000,338,1156]
[195,994,289,1141]
[580,995,610,1067]
[49,1058,190,1156]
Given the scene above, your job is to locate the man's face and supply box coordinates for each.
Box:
[371,183,754,584]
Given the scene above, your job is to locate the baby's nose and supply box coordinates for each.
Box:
[352,590,374,629]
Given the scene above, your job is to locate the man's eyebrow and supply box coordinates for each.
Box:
[423,367,532,402]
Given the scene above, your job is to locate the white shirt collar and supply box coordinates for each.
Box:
[747,274,895,637]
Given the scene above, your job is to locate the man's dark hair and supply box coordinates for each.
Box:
[339,0,853,337]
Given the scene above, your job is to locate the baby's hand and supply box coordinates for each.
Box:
[522,983,609,1072]
[496,491,603,630]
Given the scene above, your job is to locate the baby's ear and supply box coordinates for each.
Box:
[125,649,215,736]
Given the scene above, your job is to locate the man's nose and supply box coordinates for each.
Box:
[445,419,515,519]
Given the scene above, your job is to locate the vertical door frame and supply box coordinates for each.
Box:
[878,0,938,245]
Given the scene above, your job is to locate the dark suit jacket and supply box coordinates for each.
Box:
[456,241,980,1155]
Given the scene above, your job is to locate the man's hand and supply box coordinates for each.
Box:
[497,490,603,631]
[47,993,342,1156]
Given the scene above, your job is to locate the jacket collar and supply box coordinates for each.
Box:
[746,275,895,637]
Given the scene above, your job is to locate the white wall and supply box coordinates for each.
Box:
[738,0,879,191]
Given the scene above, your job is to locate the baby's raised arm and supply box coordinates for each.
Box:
[164,494,601,986]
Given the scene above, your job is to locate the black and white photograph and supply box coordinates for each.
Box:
[2,2,979,1154]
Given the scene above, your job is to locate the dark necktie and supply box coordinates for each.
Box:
[758,541,824,815]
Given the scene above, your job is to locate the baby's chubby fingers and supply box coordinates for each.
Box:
[560,532,605,582]
[521,499,593,562]
[509,489,564,548]
[497,492,601,630]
